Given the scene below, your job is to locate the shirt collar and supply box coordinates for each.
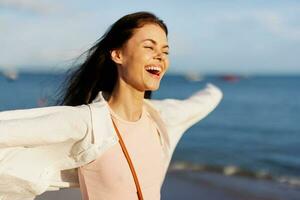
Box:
[91,90,159,113]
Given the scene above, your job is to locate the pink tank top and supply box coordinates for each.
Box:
[77,105,165,200]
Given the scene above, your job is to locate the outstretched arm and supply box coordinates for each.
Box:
[0,105,70,120]
[0,105,91,148]
[150,83,223,143]
[149,83,223,153]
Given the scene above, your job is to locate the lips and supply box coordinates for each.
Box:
[145,65,162,77]
[146,69,160,75]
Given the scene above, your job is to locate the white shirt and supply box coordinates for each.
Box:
[0,83,223,200]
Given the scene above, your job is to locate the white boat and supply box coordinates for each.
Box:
[1,69,19,81]
[184,71,203,82]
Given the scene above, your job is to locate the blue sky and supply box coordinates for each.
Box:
[0,0,300,74]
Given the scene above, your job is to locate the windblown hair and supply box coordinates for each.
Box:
[56,11,168,106]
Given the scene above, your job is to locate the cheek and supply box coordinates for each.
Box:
[123,59,145,80]
[128,50,148,65]
[122,49,153,79]
[130,53,150,73]
[163,59,170,73]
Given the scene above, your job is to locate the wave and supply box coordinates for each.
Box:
[168,161,300,188]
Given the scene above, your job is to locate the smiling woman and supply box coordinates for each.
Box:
[0,11,223,200]
[58,12,170,106]
[109,23,170,94]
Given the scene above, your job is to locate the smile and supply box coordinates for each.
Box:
[145,65,162,78]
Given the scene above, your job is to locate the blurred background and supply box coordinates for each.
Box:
[1,1,300,200]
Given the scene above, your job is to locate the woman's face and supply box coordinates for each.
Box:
[111,23,170,91]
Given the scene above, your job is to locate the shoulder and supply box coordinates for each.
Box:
[144,83,223,126]
[147,83,222,111]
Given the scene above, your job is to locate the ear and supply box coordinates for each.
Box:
[110,49,123,65]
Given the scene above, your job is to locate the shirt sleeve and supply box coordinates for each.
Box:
[151,83,223,132]
[0,105,90,148]
[0,105,70,120]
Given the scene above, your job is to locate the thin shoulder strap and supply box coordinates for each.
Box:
[111,119,144,200]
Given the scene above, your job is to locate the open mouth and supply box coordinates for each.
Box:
[145,65,162,78]
[146,69,160,75]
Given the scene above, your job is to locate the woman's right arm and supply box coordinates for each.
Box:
[0,106,70,120]
[0,105,91,148]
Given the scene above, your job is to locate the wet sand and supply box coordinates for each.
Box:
[36,170,300,200]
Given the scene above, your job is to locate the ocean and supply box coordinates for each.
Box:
[1,72,299,188]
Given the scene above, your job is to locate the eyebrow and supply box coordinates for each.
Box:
[141,39,169,48]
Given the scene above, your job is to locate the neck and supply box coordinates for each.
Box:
[107,78,145,122]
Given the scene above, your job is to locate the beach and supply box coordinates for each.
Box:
[36,170,300,200]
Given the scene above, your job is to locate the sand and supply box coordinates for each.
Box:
[36,170,300,200]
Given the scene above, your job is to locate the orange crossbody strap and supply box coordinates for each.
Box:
[111,118,144,200]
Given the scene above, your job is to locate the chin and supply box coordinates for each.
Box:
[150,87,159,91]
[145,86,160,91]
[148,83,161,91]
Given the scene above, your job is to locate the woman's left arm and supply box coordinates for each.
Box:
[151,83,223,132]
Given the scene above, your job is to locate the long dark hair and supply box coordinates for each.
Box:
[56,11,168,106]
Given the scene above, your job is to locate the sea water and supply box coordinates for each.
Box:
[0,72,299,187]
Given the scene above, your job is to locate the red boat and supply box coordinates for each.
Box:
[221,75,241,82]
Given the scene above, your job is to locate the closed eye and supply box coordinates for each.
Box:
[144,46,153,50]
[144,46,169,55]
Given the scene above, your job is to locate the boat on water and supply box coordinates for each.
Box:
[184,71,204,82]
[220,74,241,82]
[1,69,19,81]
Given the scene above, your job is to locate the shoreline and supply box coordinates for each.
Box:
[162,170,300,200]
[37,170,300,200]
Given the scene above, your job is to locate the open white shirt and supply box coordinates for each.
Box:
[0,83,223,200]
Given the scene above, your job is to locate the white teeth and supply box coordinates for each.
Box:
[145,66,162,72]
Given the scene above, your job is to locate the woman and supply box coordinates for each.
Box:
[0,11,223,200]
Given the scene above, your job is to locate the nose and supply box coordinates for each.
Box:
[155,56,162,61]
[154,51,164,61]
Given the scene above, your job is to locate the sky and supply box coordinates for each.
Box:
[0,0,300,75]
